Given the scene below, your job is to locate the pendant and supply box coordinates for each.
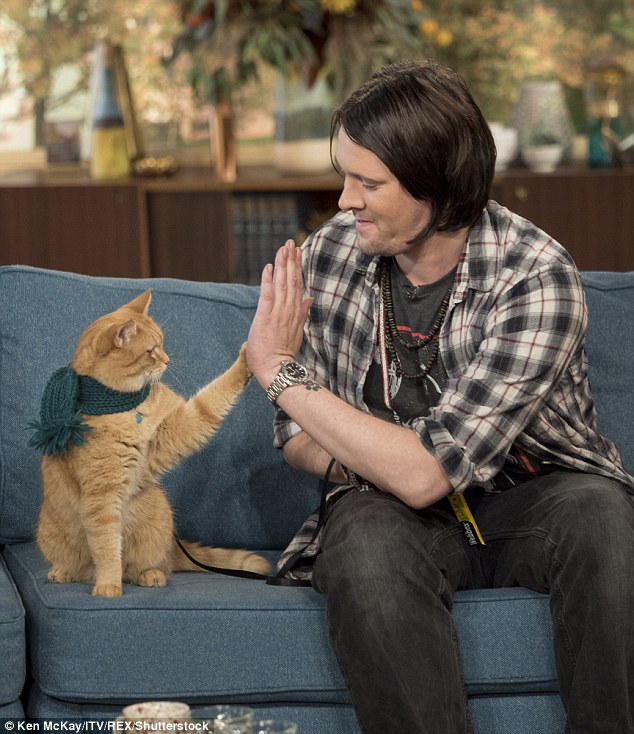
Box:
[135,411,143,424]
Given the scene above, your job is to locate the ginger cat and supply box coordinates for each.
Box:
[33,290,270,597]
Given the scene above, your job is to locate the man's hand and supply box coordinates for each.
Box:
[247,239,312,390]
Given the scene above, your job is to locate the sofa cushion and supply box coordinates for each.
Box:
[0,701,25,720]
[25,686,566,734]
[581,270,634,473]
[0,265,320,546]
[0,551,26,707]
[5,542,558,707]
[469,694,565,734]
[26,688,360,734]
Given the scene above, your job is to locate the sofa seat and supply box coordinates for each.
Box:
[0,551,26,719]
[5,541,564,731]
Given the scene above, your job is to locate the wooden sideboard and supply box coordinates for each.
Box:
[0,165,632,282]
[491,168,634,273]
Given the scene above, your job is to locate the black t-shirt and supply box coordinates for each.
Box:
[363,260,456,424]
[363,259,555,491]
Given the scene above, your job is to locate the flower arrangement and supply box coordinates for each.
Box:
[166,0,452,104]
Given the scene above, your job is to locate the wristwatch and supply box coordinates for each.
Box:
[266,360,310,406]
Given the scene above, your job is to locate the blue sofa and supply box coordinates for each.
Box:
[0,264,632,732]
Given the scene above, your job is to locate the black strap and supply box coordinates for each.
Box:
[175,538,269,581]
[264,574,312,587]
[175,458,338,588]
[266,457,337,587]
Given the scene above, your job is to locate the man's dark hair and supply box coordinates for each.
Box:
[331,59,496,243]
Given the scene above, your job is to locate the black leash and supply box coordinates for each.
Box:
[175,538,270,581]
[175,458,338,588]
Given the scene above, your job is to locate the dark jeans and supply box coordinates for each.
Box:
[311,472,634,734]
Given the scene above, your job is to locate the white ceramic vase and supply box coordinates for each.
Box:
[513,79,574,163]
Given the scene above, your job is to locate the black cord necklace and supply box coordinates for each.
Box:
[379,259,453,381]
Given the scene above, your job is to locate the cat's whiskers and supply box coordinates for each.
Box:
[161,361,190,394]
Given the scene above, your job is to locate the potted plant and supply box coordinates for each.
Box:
[164,0,451,175]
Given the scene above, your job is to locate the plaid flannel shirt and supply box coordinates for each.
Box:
[272,200,634,581]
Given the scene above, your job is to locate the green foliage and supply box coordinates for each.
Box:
[2,0,634,148]
[165,0,437,104]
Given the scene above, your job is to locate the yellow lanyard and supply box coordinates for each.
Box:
[447,494,486,546]
[376,277,484,547]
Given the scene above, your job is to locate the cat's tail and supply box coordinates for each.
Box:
[171,539,271,576]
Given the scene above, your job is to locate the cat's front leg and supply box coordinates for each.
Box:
[81,502,125,597]
[202,341,251,392]
[91,553,124,597]
[148,343,251,475]
[92,582,122,597]
[92,565,123,596]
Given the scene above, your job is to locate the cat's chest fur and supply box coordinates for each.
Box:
[71,384,181,488]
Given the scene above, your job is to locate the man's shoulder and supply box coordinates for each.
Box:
[485,200,573,264]
[471,201,580,287]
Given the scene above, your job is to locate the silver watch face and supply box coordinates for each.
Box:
[283,361,308,382]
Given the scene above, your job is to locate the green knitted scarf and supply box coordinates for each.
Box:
[29,366,151,456]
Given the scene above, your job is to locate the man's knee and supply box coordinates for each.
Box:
[313,490,454,603]
[550,476,633,534]
[547,477,634,578]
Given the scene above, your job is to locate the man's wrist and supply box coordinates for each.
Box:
[265,360,312,406]
[254,356,295,391]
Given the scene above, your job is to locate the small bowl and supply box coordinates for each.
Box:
[521,143,564,173]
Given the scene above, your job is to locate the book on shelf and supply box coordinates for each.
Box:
[231,193,301,285]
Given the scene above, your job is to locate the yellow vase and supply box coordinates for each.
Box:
[91,126,130,179]
[89,43,130,180]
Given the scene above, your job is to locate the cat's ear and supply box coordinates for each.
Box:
[113,320,137,348]
[125,290,152,315]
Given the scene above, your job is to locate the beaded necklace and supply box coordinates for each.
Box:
[379,258,453,381]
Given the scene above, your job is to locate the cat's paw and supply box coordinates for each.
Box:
[48,567,78,584]
[136,568,168,588]
[237,342,252,382]
[92,583,123,597]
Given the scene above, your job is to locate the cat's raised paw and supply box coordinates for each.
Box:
[238,342,252,380]
[137,569,167,588]
[92,583,123,597]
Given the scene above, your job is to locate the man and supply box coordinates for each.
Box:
[247,60,634,734]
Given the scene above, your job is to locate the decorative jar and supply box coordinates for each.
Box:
[513,79,574,166]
